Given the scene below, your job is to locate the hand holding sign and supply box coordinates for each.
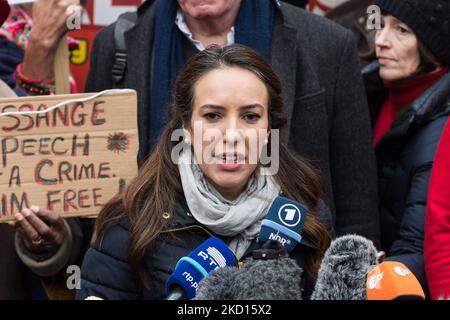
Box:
[9,206,67,253]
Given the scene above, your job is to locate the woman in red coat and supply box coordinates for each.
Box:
[425,119,450,300]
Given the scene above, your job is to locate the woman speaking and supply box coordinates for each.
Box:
[76,45,332,300]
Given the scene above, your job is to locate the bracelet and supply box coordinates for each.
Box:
[16,78,56,95]
[15,63,56,95]
[15,63,55,85]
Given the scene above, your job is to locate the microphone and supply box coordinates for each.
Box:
[165,237,237,300]
[193,196,309,300]
[194,241,304,300]
[259,196,307,252]
[366,261,425,300]
[311,234,378,300]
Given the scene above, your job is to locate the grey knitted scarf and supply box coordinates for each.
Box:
[178,148,280,259]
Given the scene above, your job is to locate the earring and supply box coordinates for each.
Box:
[184,138,191,145]
[265,131,271,145]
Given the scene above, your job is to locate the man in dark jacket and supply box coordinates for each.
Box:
[85,0,380,246]
[325,0,375,67]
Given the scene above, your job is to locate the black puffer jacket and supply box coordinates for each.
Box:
[76,197,332,300]
[363,62,450,292]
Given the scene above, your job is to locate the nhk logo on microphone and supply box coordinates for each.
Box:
[278,203,302,227]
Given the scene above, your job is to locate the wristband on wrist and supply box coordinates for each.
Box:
[15,63,56,95]
[16,78,56,95]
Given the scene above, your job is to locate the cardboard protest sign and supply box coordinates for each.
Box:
[0,90,138,222]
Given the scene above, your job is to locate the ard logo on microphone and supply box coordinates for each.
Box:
[278,203,302,227]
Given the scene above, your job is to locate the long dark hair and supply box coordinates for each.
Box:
[93,44,331,287]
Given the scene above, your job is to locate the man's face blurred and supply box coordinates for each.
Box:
[177,0,241,20]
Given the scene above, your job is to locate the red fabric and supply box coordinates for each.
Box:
[425,119,450,300]
[372,68,449,145]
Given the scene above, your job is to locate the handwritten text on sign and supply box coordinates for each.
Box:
[0,90,138,222]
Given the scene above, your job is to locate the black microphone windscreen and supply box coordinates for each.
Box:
[195,257,303,300]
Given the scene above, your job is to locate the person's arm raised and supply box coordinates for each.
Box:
[20,0,81,83]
